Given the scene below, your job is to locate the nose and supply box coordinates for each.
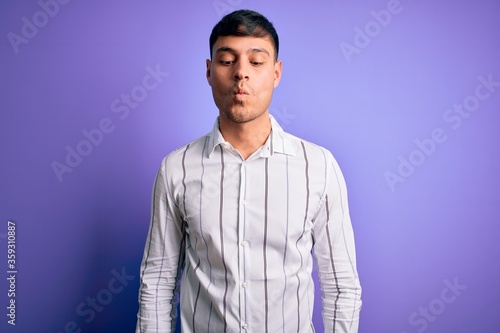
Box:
[233,61,250,81]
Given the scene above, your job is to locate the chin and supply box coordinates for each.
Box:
[222,109,257,124]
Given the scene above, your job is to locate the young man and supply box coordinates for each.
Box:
[136,9,361,333]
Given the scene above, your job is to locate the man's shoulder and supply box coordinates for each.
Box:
[280,130,335,162]
[160,133,211,166]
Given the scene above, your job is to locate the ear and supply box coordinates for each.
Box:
[206,59,212,86]
[273,60,283,88]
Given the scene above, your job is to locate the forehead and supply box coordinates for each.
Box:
[212,35,275,58]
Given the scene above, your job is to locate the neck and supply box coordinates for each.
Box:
[219,112,271,160]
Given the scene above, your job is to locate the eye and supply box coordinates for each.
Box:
[219,60,234,66]
[251,61,263,66]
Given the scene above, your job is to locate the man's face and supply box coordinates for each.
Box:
[206,35,282,124]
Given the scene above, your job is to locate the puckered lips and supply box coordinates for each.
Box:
[233,86,249,102]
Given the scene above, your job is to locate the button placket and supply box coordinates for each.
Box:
[237,161,248,328]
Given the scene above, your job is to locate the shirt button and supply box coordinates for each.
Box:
[241,200,247,205]
[242,323,248,329]
[241,240,248,247]
[241,282,247,288]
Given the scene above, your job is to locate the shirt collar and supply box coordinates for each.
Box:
[207,114,298,158]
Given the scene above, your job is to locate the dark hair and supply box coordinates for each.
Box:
[209,9,279,60]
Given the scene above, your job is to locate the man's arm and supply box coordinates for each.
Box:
[312,152,362,333]
[136,158,185,333]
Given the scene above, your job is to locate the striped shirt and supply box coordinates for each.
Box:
[136,115,362,333]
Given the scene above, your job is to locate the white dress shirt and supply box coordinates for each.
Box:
[136,115,362,333]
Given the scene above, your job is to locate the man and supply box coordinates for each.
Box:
[136,9,361,333]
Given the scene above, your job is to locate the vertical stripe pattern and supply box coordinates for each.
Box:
[218,146,228,331]
[263,158,269,333]
[135,115,362,333]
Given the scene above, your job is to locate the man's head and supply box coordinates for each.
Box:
[209,9,279,61]
[206,10,282,125]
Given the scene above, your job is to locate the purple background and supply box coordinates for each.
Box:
[1,1,500,332]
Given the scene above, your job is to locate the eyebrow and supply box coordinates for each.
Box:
[215,46,270,57]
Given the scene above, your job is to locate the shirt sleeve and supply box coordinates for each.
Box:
[136,157,186,333]
[312,152,362,333]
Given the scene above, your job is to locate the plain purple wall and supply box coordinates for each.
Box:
[1,1,500,332]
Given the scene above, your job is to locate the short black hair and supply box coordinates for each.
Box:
[209,9,279,60]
